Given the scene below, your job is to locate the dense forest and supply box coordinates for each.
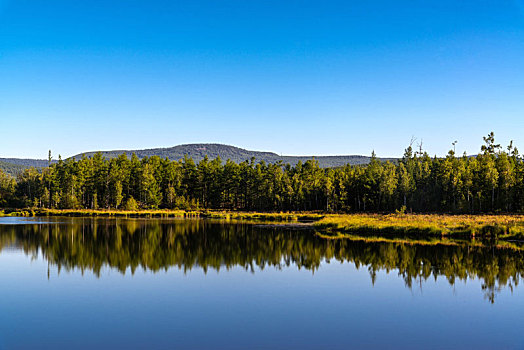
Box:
[1,132,523,213]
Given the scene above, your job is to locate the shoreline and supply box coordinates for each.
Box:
[0,208,324,221]
[2,209,524,241]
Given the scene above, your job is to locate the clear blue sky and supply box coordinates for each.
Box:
[1,0,523,159]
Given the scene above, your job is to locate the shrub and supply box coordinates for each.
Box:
[124,196,139,211]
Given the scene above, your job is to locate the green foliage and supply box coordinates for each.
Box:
[0,169,16,207]
[395,205,407,215]
[124,196,138,211]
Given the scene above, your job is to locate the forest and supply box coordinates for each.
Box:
[0,132,523,213]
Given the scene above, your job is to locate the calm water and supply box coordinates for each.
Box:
[0,217,524,349]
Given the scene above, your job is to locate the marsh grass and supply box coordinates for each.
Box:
[3,209,524,242]
[200,211,324,221]
[33,208,197,218]
[0,208,323,222]
[315,213,524,240]
[0,210,34,217]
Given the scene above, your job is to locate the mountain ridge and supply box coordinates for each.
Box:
[72,143,394,167]
[1,143,396,175]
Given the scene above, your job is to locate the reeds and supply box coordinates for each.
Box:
[1,208,323,222]
[200,211,323,221]
[314,213,524,239]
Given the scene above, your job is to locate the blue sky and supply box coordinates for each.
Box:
[1,0,523,158]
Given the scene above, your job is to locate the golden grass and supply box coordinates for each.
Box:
[0,209,36,217]
[314,213,524,239]
[33,208,198,218]
[200,211,324,221]
[0,208,323,222]
[4,209,524,241]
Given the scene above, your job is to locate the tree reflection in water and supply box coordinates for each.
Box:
[1,218,523,303]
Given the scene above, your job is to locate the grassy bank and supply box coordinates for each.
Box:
[314,214,524,240]
[0,208,324,221]
[199,211,323,221]
[3,209,524,240]
[0,208,196,218]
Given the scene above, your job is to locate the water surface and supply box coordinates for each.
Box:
[0,217,523,349]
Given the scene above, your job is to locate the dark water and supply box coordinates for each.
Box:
[0,217,523,349]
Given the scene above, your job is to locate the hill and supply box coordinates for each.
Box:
[0,158,54,168]
[73,143,395,168]
[0,144,396,171]
[0,158,57,177]
[0,160,28,177]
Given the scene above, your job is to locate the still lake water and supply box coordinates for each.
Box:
[0,217,524,349]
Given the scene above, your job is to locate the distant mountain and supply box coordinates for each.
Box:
[0,160,28,177]
[0,144,396,174]
[0,158,54,168]
[0,158,57,176]
[73,143,395,168]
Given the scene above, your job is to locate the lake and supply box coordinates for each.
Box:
[0,217,523,349]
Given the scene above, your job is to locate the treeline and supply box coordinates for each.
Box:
[1,132,523,213]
